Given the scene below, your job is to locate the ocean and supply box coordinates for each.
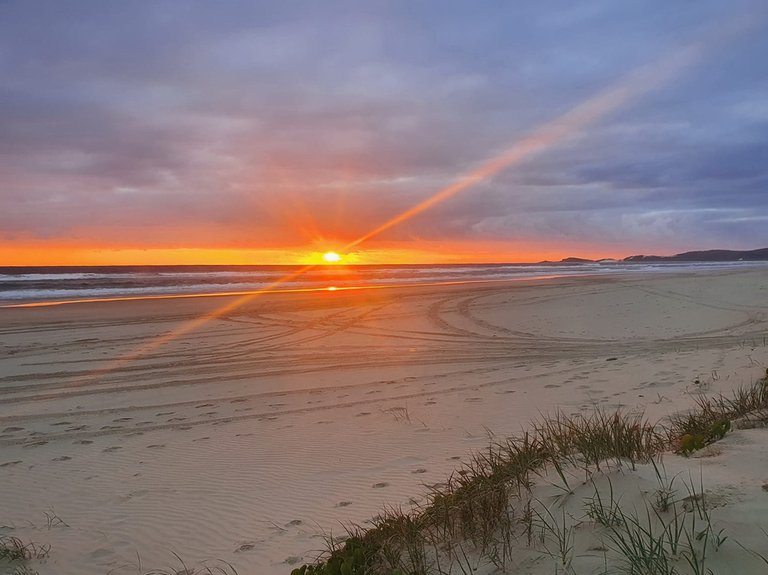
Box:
[0,261,764,306]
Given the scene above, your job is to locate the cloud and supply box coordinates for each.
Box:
[0,0,766,257]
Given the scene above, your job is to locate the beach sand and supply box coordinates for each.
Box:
[1,268,767,574]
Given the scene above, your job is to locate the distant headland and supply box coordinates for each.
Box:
[540,247,768,264]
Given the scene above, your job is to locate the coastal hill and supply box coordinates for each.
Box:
[542,247,768,264]
[624,247,768,262]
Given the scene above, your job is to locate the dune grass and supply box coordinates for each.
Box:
[291,369,768,575]
[141,563,238,575]
[0,534,49,575]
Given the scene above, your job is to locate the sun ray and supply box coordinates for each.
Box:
[50,12,761,383]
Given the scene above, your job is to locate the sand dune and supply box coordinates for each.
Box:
[1,269,767,574]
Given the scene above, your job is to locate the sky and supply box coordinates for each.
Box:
[1,1,767,265]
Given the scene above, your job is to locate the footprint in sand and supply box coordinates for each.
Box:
[544,384,561,389]
[103,446,122,452]
[195,403,214,409]
[0,460,22,467]
[73,439,93,445]
[335,501,352,507]
[193,437,210,442]
[25,440,48,448]
[119,489,149,502]
[51,421,72,427]
[146,444,165,449]
[464,397,482,402]
[230,398,248,404]
[285,519,302,527]
[89,548,113,559]
[235,543,256,553]
[113,417,133,422]
[424,401,437,405]
[156,411,175,416]
[411,468,428,474]
[52,456,72,462]
[355,412,371,417]
[372,482,389,489]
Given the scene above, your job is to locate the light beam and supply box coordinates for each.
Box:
[21,10,763,384]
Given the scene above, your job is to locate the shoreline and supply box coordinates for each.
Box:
[0,274,573,309]
[3,261,766,309]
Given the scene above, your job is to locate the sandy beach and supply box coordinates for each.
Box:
[1,268,768,574]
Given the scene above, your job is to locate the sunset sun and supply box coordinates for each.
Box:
[322,251,342,263]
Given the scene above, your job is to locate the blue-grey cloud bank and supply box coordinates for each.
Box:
[0,0,766,260]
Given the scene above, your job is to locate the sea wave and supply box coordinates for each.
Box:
[0,261,764,304]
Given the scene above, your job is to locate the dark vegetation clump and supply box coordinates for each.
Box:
[292,370,768,575]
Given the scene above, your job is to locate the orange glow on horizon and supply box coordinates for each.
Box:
[0,243,632,266]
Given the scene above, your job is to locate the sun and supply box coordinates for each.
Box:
[322,251,342,263]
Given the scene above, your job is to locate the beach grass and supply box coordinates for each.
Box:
[291,369,768,574]
[0,534,49,575]
[141,564,239,575]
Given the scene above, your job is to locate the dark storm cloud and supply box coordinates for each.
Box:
[0,0,766,253]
